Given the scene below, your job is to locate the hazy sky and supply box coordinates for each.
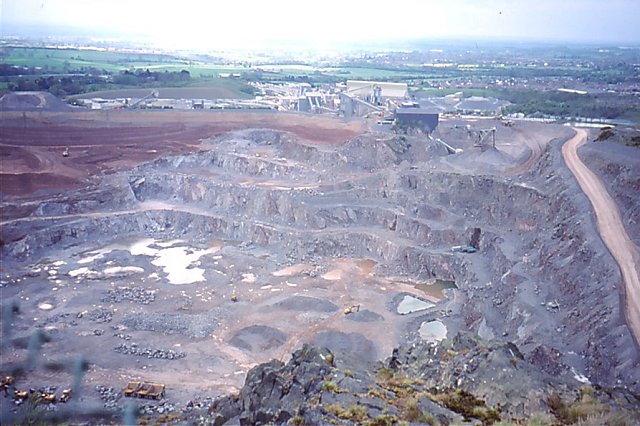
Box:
[2,0,639,49]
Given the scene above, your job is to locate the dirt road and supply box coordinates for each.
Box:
[562,128,640,346]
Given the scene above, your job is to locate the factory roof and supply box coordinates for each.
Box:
[395,108,439,115]
[346,80,408,98]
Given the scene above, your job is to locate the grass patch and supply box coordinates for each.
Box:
[367,385,389,400]
[431,388,501,425]
[288,416,305,425]
[399,397,436,424]
[364,414,401,426]
[547,389,613,425]
[376,372,423,399]
[321,379,348,394]
[324,404,368,423]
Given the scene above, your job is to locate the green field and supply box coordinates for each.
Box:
[75,81,254,100]
[1,47,189,72]
[1,47,253,76]
[1,47,259,98]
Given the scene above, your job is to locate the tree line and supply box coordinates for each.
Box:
[1,67,193,97]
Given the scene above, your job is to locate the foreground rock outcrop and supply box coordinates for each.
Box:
[207,333,640,425]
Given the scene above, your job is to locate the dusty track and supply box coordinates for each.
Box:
[505,125,545,175]
[562,128,640,346]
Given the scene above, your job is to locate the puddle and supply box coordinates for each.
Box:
[103,266,145,276]
[419,320,447,343]
[150,245,219,285]
[322,269,342,281]
[38,302,54,310]
[69,267,91,278]
[273,264,313,277]
[414,279,457,300]
[78,237,147,264]
[155,239,184,248]
[397,295,435,315]
[241,273,257,283]
[77,238,220,285]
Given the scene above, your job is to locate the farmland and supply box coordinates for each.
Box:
[2,43,640,122]
[74,85,253,100]
[1,47,194,72]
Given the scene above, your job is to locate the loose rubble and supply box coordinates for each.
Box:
[113,343,186,360]
[95,385,121,409]
[80,308,113,323]
[101,286,156,304]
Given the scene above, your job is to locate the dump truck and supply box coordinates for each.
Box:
[14,389,29,400]
[39,392,56,403]
[1,376,14,395]
[59,389,72,403]
[123,381,141,398]
[123,381,165,400]
[343,304,361,315]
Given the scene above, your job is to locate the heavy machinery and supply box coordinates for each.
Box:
[123,381,165,399]
[59,389,72,403]
[39,392,56,403]
[123,381,141,398]
[343,304,361,315]
[127,90,159,109]
[14,389,29,400]
[453,124,496,149]
[1,376,14,395]
[468,126,496,149]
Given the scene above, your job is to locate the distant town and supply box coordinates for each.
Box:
[2,37,639,125]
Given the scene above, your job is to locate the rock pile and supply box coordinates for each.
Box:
[120,311,218,338]
[113,343,186,360]
[82,308,113,323]
[101,286,156,304]
[139,400,176,415]
[95,385,121,409]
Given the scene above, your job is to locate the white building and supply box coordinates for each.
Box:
[345,80,408,99]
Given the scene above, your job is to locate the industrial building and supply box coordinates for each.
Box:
[345,80,408,101]
[339,80,408,119]
[394,108,439,133]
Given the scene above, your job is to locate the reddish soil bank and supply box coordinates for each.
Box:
[0,110,362,197]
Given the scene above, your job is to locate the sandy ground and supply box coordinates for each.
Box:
[562,128,640,346]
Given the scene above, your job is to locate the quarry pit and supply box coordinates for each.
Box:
[1,109,639,411]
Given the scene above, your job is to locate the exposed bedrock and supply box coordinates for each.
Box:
[1,129,638,392]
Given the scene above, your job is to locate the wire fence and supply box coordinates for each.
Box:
[1,301,138,425]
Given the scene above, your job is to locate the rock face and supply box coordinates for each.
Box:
[210,345,333,425]
[208,334,640,425]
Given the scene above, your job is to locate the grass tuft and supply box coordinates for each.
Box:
[432,388,500,425]
[324,404,368,423]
